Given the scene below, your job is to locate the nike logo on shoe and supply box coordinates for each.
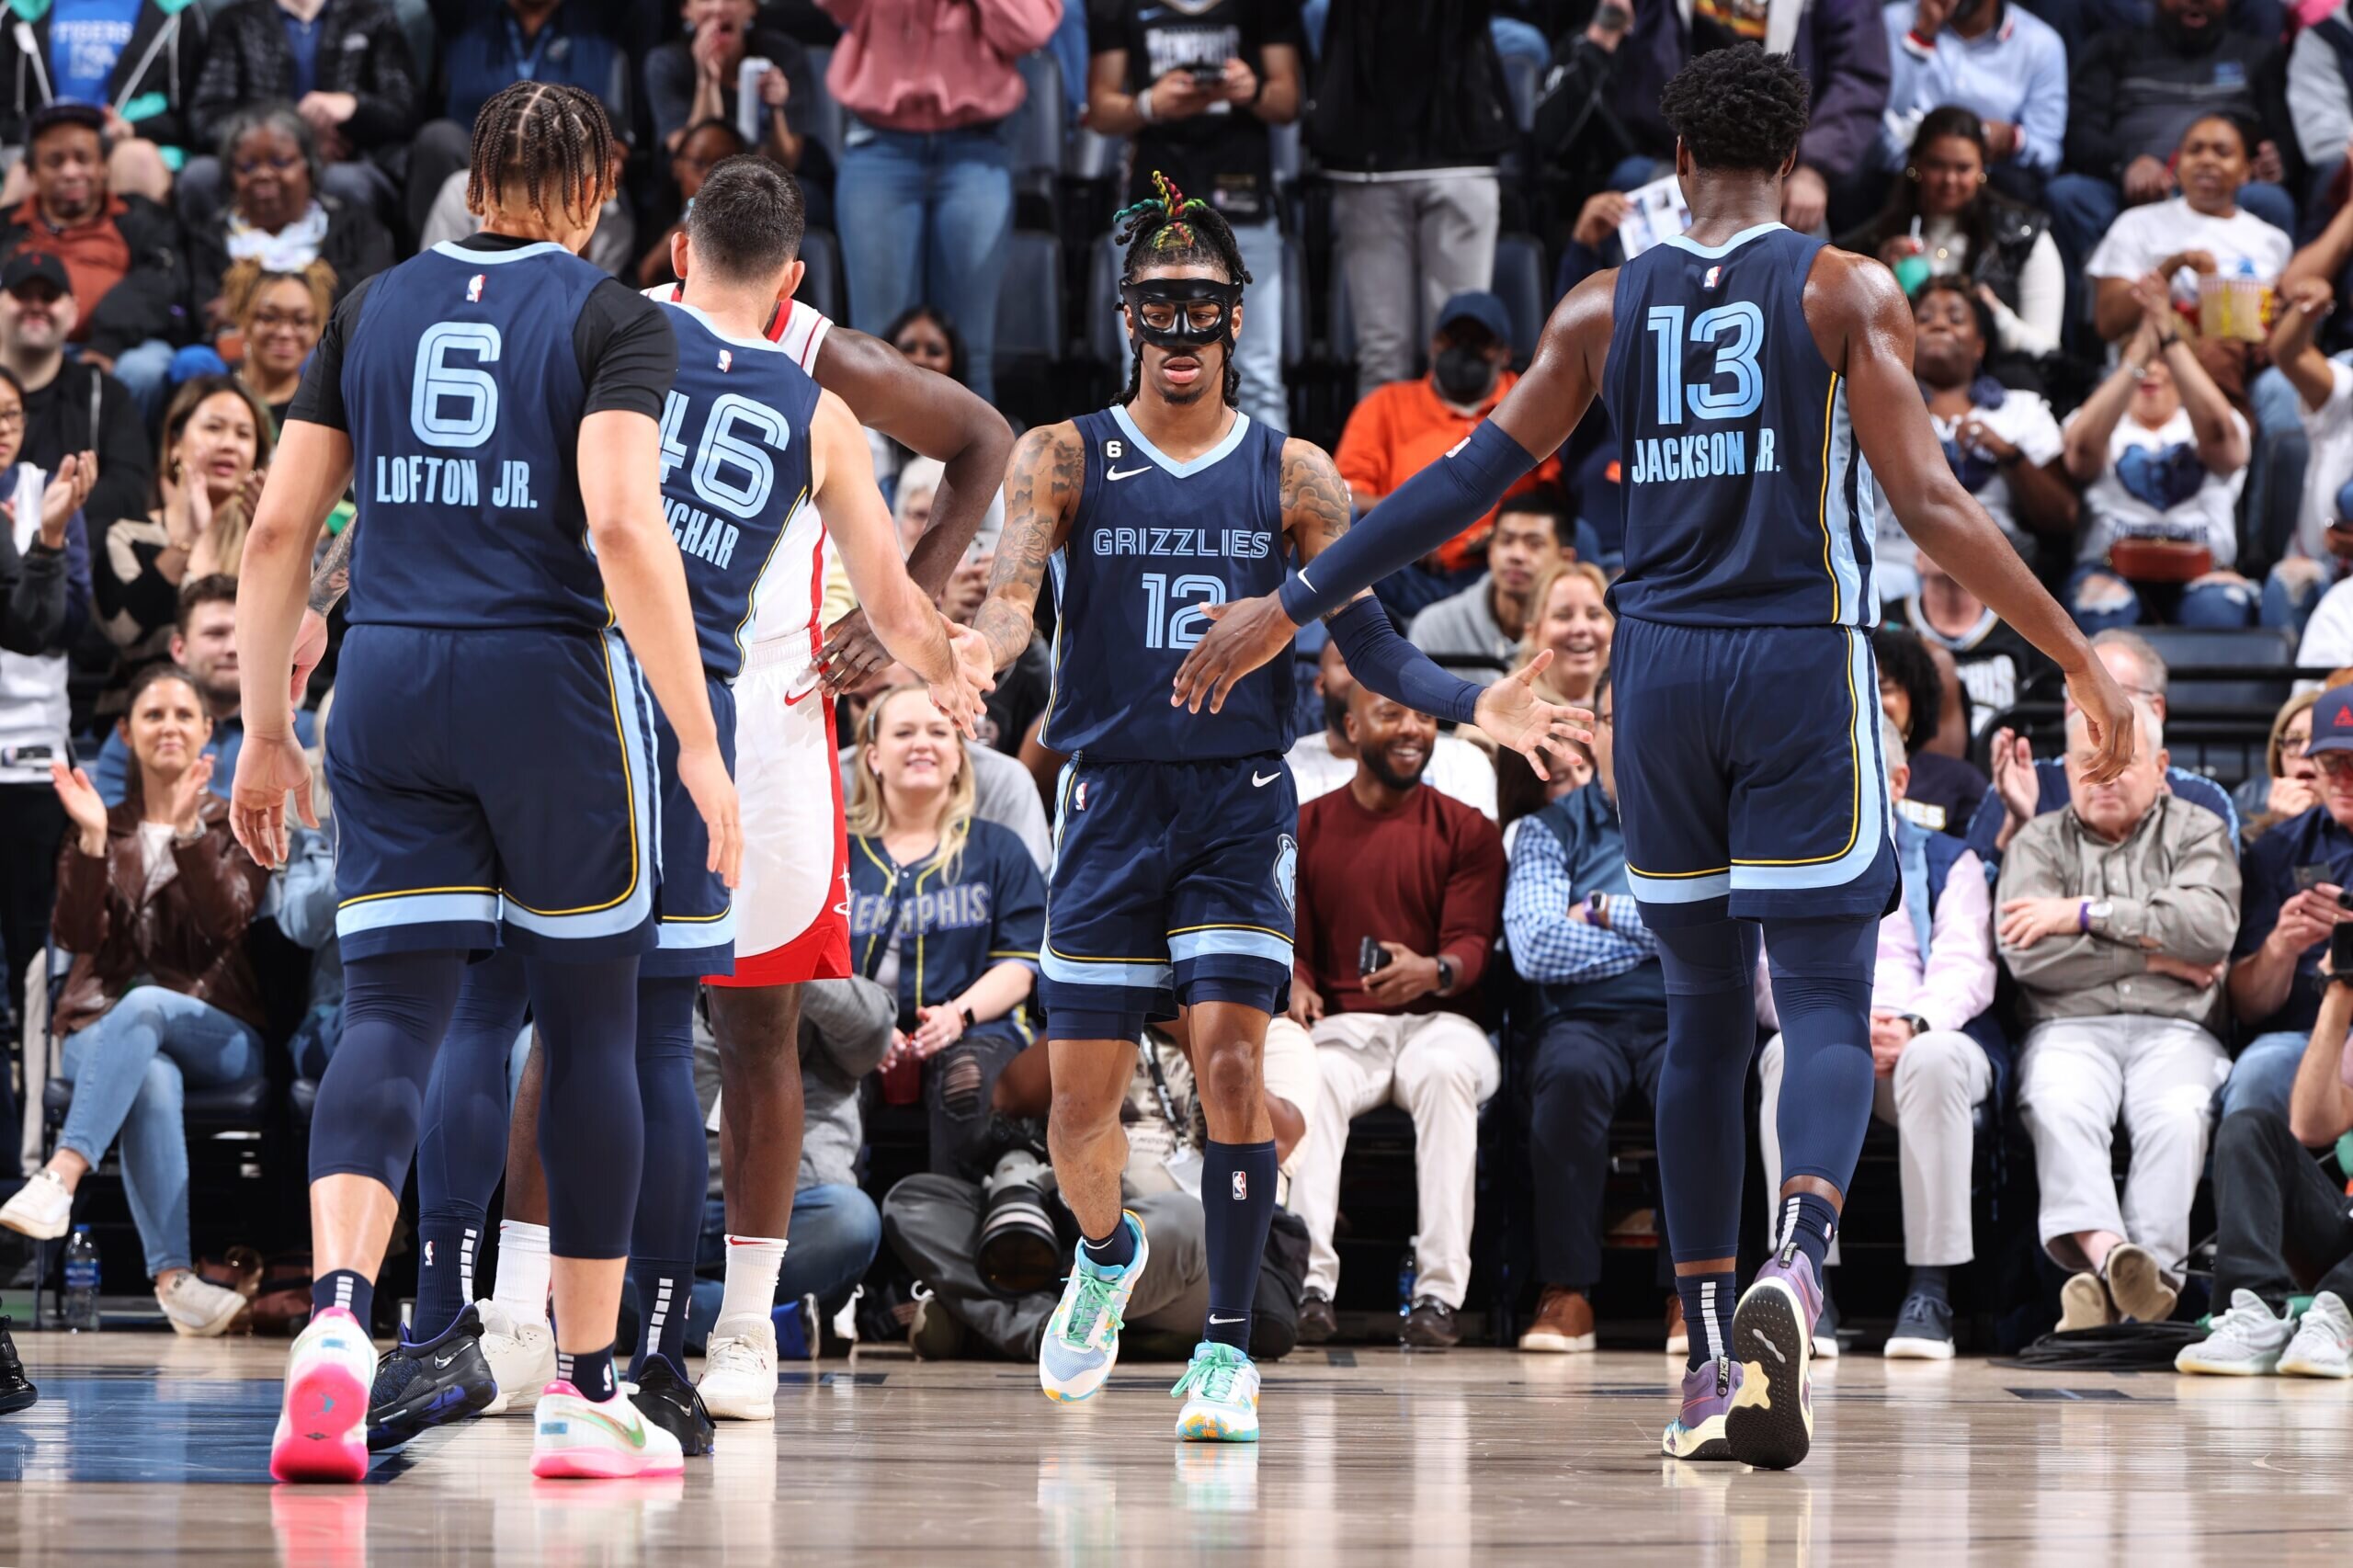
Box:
[431,1351,459,1369]
[1251,771,1279,787]
[1107,465,1152,481]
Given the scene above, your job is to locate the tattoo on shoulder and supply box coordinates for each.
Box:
[307,521,354,616]
[1281,438,1352,555]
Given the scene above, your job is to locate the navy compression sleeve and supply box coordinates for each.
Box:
[1324,596,1483,726]
[1278,419,1540,623]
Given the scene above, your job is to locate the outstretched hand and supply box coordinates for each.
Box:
[818,608,892,696]
[928,622,996,738]
[2064,658,2139,784]
[1171,592,1299,714]
[1471,650,1594,780]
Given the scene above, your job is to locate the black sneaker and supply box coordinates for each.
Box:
[0,1316,34,1415]
[1400,1297,1461,1348]
[1297,1290,1337,1346]
[631,1353,715,1457]
[367,1303,497,1451]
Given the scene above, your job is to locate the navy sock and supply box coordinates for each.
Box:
[1908,1264,1949,1306]
[1676,1270,1735,1372]
[413,1206,485,1342]
[1080,1215,1137,1272]
[628,976,707,1378]
[1762,915,1875,1259]
[412,949,530,1339]
[556,1346,616,1402]
[1202,1139,1278,1351]
[1775,1192,1841,1275]
[1652,919,1762,1273]
[313,1268,374,1328]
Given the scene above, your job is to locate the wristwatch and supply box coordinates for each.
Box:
[1903,1014,1929,1038]
[2081,899,2115,936]
[960,1006,977,1031]
[1434,956,1460,995]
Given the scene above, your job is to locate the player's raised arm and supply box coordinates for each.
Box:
[810,386,991,731]
[971,420,1081,673]
[813,324,1016,692]
[1170,267,1617,710]
[1823,248,2136,781]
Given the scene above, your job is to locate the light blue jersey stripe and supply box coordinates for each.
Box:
[336,891,500,937]
[657,910,737,949]
[1168,927,1292,965]
[1824,382,1865,625]
[1732,630,1890,892]
[1040,949,1173,990]
[1626,869,1732,904]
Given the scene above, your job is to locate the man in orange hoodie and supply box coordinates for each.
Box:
[1335,290,1563,581]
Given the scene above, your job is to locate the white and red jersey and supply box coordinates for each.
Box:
[647,283,830,376]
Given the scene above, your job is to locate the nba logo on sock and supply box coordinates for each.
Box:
[1702,266,1722,290]
[1232,1171,1247,1199]
[423,1241,435,1267]
[466,273,484,303]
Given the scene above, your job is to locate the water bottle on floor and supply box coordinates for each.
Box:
[1397,1236,1418,1319]
[63,1226,100,1333]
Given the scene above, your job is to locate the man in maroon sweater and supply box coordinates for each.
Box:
[1287,682,1506,1347]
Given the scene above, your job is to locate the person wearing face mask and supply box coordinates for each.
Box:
[1333,291,1562,604]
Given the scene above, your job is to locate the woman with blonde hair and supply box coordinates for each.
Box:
[1518,560,1615,710]
[847,684,1046,1175]
[222,258,335,428]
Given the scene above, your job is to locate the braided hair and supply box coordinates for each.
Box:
[1110,172,1253,408]
[465,82,617,230]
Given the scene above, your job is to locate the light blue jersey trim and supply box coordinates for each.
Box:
[1663,222,1788,260]
[658,910,737,949]
[1731,629,1890,892]
[504,631,661,940]
[1109,404,1252,479]
[662,297,795,356]
[1824,382,1866,626]
[1626,869,1732,903]
[1168,928,1292,965]
[1041,947,1174,991]
[430,240,569,266]
[335,891,501,937]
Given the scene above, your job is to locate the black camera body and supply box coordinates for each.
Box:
[2334,888,2353,978]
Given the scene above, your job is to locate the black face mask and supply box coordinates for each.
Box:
[1121,276,1243,354]
[1434,343,1499,405]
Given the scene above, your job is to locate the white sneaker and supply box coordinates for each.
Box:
[157,1271,246,1338]
[696,1314,778,1421]
[530,1382,686,1480]
[270,1306,378,1483]
[2279,1290,2353,1379]
[2175,1290,2294,1375]
[1040,1212,1150,1403]
[1171,1340,1260,1443]
[0,1170,71,1241]
[474,1300,556,1415]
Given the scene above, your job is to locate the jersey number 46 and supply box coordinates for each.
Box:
[659,391,789,518]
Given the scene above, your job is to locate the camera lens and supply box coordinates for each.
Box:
[977,1149,1063,1294]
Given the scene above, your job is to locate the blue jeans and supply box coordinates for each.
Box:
[58,986,262,1278]
[2066,562,2257,631]
[1115,217,1287,432]
[835,119,1015,404]
[105,338,175,426]
[2221,1029,2308,1124]
[685,1183,882,1352]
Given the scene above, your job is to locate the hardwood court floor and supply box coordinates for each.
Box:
[0,1334,2347,1566]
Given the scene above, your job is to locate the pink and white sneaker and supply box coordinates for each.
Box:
[530,1381,686,1480]
[270,1307,377,1483]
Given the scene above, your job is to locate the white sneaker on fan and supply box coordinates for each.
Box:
[474,1299,556,1415]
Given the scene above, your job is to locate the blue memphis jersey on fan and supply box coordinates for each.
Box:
[341,241,606,632]
[654,299,823,679]
[1600,222,1877,630]
[1041,406,1294,760]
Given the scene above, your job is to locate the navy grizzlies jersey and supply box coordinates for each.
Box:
[341,241,606,631]
[656,300,823,678]
[1043,407,1292,760]
[1600,222,1876,629]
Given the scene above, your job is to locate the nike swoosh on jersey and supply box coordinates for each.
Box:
[1251,771,1279,787]
[1106,465,1153,481]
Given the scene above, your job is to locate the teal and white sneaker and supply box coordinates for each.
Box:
[1039,1211,1149,1403]
[1171,1341,1260,1442]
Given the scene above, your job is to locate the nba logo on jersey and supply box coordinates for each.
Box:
[718,348,733,374]
[1702,266,1722,290]
[465,273,484,302]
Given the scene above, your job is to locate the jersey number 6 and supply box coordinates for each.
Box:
[1644,301,1765,426]
[411,322,502,449]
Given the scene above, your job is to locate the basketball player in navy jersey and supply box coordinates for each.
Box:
[971,176,1583,1442]
[355,156,991,1457]
[1176,50,2137,1469]
[230,84,745,1484]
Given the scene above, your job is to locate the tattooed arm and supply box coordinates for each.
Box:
[972,421,1082,673]
[282,517,353,704]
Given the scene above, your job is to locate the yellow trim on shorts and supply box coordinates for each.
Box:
[662,905,733,924]
[1046,942,1169,964]
[1730,627,1865,869]
[1622,862,1732,880]
[337,884,498,908]
[505,635,642,916]
[1815,372,1840,624]
[1165,922,1290,940]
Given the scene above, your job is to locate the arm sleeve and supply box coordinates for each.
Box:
[1916,850,1996,1033]
[188,23,244,150]
[1279,419,1538,622]
[2098,812,2245,965]
[1437,808,1506,994]
[1796,0,1892,178]
[285,280,369,432]
[576,280,678,420]
[1323,595,1483,726]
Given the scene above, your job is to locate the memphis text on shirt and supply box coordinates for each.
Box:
[1624,426,1781,485]
[373,454,539,510]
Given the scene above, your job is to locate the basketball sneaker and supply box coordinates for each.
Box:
[270,1305,377,1483]
[475,1299,556,1415]
[1724,1245,1820,1471]
[2175,1290,2294,1375]
[1171,1341,1259,1442]
[1881,1292,1956,1360]
[367,1302,498,1450]
[1040,1211,1149,1404]
[2279,1290,2353,1379]
[0,1316,36,1415]
[529,1381,686,1480]
[697,1313,779,1421]
[631,1353,716,1456]
[1661,1357,1741,1461]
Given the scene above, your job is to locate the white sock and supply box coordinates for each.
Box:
[492,1221,551,1327]
[716,1234,788,1329]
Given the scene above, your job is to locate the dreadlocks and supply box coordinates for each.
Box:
[1111,172,1253,408]
[465,82,617,230]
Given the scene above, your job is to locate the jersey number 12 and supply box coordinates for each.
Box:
[1141,572,1226,651]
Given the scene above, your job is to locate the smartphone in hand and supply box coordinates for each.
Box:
[1358,935,1392,976]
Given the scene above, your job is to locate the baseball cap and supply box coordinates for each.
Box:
[2309,686,2353,756]
[1435,290,1512,345]
[27,102,104,143]
[1,253,69,298]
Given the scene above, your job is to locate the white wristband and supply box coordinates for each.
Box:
[1137,84,1158,125]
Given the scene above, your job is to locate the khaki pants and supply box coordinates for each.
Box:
[1290,1011,1500,1308]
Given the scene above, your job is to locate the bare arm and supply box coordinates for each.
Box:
[811,388,958,684]
[2282,194,2353,301]
[2063,349,2145,483]
[1252,42,1302,125]
[2162,340,2248,474]
[2289,980,2353,1146]
[2269,276,2338,414]
[972,422,1079,673]
[2004,457,2080,536]
[1816,249,2133,780]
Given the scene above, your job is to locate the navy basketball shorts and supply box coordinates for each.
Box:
[643,675,736,980]
[1040,755,1297,1040]
[1610,617,1897,927]
[327,623,661,961]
